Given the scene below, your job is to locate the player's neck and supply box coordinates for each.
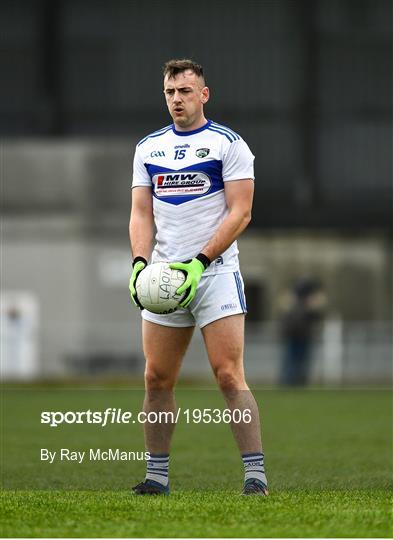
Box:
[173,114,208,132]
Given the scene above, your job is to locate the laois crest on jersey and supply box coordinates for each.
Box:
[132,119,255,276]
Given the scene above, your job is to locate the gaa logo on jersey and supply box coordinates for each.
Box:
[196,148,210,158]
[153,172,211,197]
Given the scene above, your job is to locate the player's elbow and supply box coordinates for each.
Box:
[243,210,252,225]
[230,207,252,228]
[239,209,252,229]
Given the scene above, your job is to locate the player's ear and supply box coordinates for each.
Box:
[201,86,210,104]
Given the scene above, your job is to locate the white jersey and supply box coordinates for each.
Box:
[132,119,255,275]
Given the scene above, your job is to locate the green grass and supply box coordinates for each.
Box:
[1,489,391,538]
[1,386,392,537]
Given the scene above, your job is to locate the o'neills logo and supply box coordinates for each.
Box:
[153,172,211,197]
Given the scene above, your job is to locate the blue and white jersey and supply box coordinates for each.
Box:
[132,119,254,275]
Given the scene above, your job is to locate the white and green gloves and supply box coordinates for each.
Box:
[129,253,211,310]
[129,256,147,309]
[170,253,211,308]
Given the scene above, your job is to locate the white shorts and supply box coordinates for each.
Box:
[141,270,247,328]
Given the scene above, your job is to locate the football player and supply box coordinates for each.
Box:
[129,59,268,496]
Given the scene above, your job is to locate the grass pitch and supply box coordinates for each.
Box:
[1,386,392,537]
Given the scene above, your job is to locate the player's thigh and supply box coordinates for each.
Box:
[142,319,194,381]
[201,314,246,376]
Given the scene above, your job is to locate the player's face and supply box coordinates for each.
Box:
[163,70,209,130]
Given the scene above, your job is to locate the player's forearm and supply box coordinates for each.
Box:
[200,209,251,262]
[129,212,154,261]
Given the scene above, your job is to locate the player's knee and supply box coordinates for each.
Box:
[144,368,174,391]
[215,366,243,392]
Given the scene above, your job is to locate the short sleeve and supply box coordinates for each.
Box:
[132,146,151,188]
[222,139,255,182]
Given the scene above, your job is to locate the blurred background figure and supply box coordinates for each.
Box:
[278,278,327,386]
[0,292,40,380]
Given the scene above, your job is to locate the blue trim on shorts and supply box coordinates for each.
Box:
[234,271,247,312]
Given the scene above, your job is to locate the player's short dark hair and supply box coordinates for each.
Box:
[163,59,205,83]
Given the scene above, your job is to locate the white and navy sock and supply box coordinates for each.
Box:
[145,454,169,487]
[242,452,268,486]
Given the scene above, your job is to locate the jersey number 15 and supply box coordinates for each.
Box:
[174,149,186,160]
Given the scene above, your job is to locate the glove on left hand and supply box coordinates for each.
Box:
[170,253,211,308]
